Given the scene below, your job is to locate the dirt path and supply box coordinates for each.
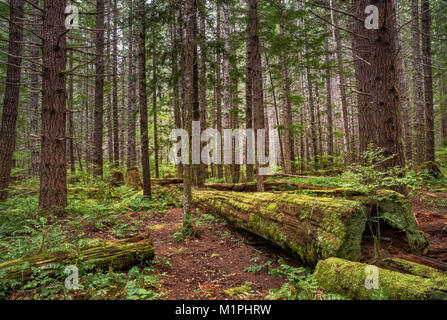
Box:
[146,208,300,300]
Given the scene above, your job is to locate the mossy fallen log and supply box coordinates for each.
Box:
[152,178,184,185]
[0,238,154,288]
[192,190,428,265]
[314,257,447,300]
[204,181,329,192]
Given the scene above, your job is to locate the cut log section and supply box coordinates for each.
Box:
[0,238,154,288]
[192,190,429,265]
[314,257,447,300]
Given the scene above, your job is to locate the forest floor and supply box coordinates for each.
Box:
[1,175,447,300]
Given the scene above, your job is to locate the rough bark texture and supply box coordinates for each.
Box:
[216,4,223,179]
[248,0,264,192]
[421,0,435,162]
[411,0,425,164]
[127,4,137,171]
[315,258,447,300]
[245,11,254,182]
[354,0,405,170]
[112,0,120,167]
[0,0,24,201]
[192,189,428,265]
[29,0,40,176]
[39,0,68,212]
[222,2,232,183]
[306,67,318,171]
[93,0,105,177]
[138,0,152,199]
[0,238,154,289]
[183,0,195,233]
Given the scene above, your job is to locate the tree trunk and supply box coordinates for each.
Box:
[216,3,223,180]
[127,1,137,171]
[138,0,152,199]
[324,25,334,168]
[199,6,208,184]
[222,1,232,183]
[29,0,40,177]
[39,0,68,213]
[421,0,435,163]
[353,0,405,171]
[245,12,254,182]
[183,0,196,234]
[332,0,351,165]
[306,67,318,171]
[315,258,447,300]
[411,0,425,164]
[153,41,160,179]
[248,0,264,192]
[0,238,154,289]
[280,6,294,174]
[0,0,24,201]
[112,0,120,167]
[93,0,105,177]
[395,2,413,163]
[192,189,427,265]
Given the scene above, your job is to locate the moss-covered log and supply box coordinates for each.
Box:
[192,190,428,265]
[314,257,447,300]
[0,238,154,287]
[152,178,184,185]
[204,181,329,192]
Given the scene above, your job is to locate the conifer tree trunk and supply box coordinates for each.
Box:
[127,2,137,170]
[421,0,435,162]
[411,0,425,164]
[216,4,223,179]
[280,3,294,174]
[248,0,264,192]
[245,9,254,182]
[138,0,152,198]
[112,0,120,167]
[324,23,334,168]
[29,0,40,177]
[0,0,24,201]
[93,0,105,177]
[39,0,68,212]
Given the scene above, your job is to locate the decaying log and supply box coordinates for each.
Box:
[0,238,154,288]
[192,190,429,265]
[315,257,447,300]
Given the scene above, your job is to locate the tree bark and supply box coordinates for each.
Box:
[0,238,154,289]
[248,0,264,192]
[29,0,40,177]
[332,0,351,165]
[323,30,335,169]
[216,3,223,179]
[112,0,120,167]
[222,1,232,183]
[421,0,435,162]
[0,0,24,201]
[39,0,68,212]
[411,0,426,164]
[280,5,294,174]
[138,0,152,199]
[353,0,405,171]
[127,1,137,171]
[93,0,105,177]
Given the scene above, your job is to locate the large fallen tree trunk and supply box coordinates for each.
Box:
[192,190,428,265]
[203,181,331,192]
[314,257,447,300]
[0,238,154,288]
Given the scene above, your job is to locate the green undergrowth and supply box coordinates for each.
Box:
[0,178,180,300]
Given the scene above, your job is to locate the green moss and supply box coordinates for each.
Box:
[315,258,447,300]
[379,258,447,289]
[224,282,252,298]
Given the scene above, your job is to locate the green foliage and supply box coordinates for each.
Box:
[340,145,407,193]
[244,260,272,273]
[266,258,346,300]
